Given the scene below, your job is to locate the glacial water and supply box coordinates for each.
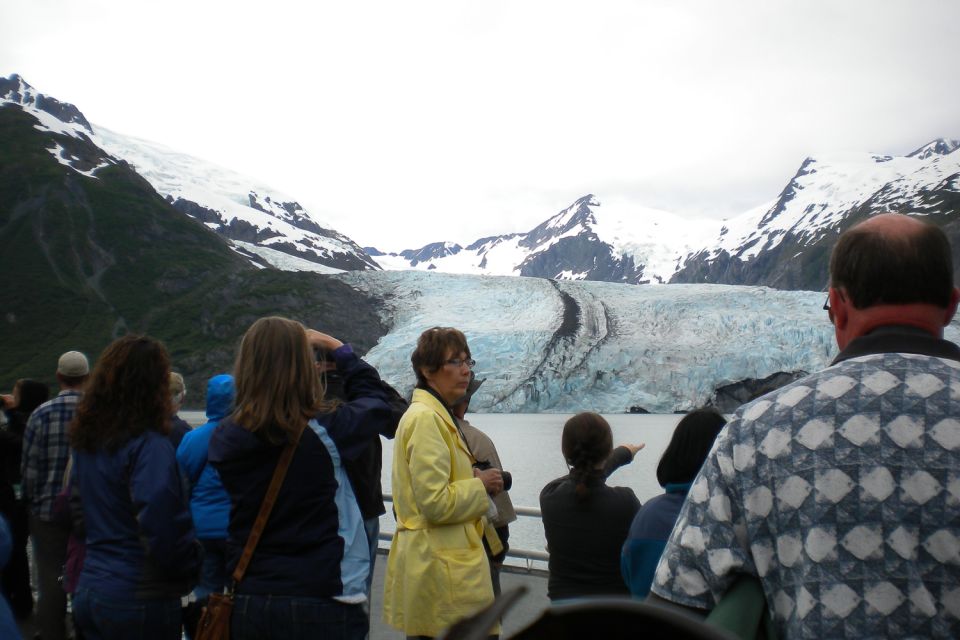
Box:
[379,412,682,567]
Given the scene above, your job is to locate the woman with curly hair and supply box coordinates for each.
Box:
[540,412,644,601]
[69,335,200,640]
[208,316,394,640]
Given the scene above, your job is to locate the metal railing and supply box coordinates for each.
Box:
[379,494,550,572]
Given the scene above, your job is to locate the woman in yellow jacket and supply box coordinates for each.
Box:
[383,327,504,639]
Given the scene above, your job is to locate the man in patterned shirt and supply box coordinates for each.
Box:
[650,213,960,638]
[22,350,89,640]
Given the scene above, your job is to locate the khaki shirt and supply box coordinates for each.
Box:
[459,416,517,527]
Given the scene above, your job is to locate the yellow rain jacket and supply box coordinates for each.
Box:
[382,389,500,637]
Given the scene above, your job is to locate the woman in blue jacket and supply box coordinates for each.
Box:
[176,373,235,638]
[69,335,200,640]
[620,407,727,598]
[208,316,393,640]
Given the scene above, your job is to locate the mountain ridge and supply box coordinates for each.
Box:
[4,72,958,295]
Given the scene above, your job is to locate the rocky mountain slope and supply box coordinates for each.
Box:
[673,141,960,289]
[0,78,387,397]
[0,74,379,274]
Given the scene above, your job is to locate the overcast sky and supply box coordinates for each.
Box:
[3,0,959,251]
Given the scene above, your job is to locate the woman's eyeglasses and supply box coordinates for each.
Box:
[444,358,476,370]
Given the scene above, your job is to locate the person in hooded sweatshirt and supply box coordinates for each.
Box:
[208,316,393,640]
[175,373,236,638]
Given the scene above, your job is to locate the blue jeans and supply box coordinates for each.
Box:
[183,539,229,639]
[232,594,367,640]
[73,587,182,640]
[198,539,228,599]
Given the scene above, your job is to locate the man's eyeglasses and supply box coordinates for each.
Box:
[822,294,830,312]
[444,358,476,370]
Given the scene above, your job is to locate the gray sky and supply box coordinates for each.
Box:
[3,0,959,251]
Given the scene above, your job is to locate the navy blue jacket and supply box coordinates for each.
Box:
[74,430,200,598]
[209,345,393,598]
[620,485,690,598]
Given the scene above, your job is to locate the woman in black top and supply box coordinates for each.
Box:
[540,412,643,601]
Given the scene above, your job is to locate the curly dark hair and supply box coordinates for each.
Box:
[70,335,172,453]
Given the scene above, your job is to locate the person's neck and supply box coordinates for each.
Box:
[841,303,948,349]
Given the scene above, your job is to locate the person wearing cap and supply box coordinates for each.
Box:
[21,350,89,640]
[451,373,517,597]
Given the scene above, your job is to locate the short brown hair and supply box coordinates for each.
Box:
[232,316,332,445]
[830,218,954,309]
[410,327,470,387]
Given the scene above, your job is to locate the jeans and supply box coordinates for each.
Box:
[73,587,182,640]
[30,513,69,640]
[232,594,368,640]
[198,539,228,599]
[182,539,228,639]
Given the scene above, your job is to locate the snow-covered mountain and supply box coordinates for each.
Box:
[0,74,379,273]
[674,142,960,288]
[372,195,723,283]
[340,270,960,413]
[4,73,957,291]
[377,143,960,290]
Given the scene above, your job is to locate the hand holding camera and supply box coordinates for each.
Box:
[473,465,503,496]
[473,460,512,495]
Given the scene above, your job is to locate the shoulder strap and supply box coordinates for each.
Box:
[228,423,305,591]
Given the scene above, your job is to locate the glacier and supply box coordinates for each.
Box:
[338,272,960,413]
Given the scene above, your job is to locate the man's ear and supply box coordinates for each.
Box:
[944,287,960,326]
[830,287,849,330]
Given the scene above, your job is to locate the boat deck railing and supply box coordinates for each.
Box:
[379,494,549,576]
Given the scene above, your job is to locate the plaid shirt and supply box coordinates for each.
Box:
[21,390,81,521]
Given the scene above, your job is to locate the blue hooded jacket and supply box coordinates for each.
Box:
[176,374,235,540]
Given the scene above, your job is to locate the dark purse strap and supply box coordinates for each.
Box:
[227,422,306,593]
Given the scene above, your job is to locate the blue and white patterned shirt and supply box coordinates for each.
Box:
[652,334,960,639]
[21,390,82,521]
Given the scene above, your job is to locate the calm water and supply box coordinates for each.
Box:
[182,411,683,566]
[380,413,681,566]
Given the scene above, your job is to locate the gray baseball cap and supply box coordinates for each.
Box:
[57,351,90,377]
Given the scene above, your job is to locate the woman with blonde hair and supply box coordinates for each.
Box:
[208,316,393,640]
[383,327,503,639]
